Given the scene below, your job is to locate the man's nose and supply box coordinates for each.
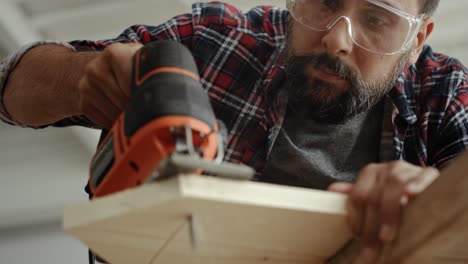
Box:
[321,16,354,57]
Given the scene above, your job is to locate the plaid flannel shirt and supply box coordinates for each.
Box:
[1,2,467,176]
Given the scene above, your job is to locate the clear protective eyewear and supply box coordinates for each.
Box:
[286,0,426,55]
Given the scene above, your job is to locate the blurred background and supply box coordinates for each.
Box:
[0,0,466,263]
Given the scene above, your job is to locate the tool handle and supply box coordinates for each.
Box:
[124,40,217,138]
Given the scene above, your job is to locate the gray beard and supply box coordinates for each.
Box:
[284,20,410,124]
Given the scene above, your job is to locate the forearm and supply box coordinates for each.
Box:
[3,44,98,127]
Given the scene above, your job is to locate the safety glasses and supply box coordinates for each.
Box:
[287,0,426,55]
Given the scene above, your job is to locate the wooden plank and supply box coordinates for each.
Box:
[328,150,468,264]
[64,175,351,263]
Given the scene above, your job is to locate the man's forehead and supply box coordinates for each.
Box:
[369,0,419,14]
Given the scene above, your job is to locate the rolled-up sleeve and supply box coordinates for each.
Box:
[0,41,76,127]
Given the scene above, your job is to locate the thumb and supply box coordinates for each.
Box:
[328,182,353,194]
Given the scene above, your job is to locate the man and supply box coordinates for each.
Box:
[0,0,466,262]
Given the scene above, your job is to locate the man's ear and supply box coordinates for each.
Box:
[409,17,435,64]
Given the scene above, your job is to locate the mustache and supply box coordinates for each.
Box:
[286,53,359,83]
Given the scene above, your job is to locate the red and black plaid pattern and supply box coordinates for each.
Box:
[1,2,467,174]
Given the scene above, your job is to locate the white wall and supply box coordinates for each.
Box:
[0,222,88,264]
[0,125,92,264]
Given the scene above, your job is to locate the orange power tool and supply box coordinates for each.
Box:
[88,41,254,198]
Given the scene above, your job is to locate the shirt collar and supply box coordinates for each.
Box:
[263,46,287,99]
[387,65,418,125]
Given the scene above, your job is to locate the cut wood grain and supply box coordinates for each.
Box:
[64,175,352,264]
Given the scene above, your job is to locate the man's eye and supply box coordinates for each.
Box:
[320,0,341,11]
[365,15,388,28]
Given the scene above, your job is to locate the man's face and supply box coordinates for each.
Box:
[285,0,421,124]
